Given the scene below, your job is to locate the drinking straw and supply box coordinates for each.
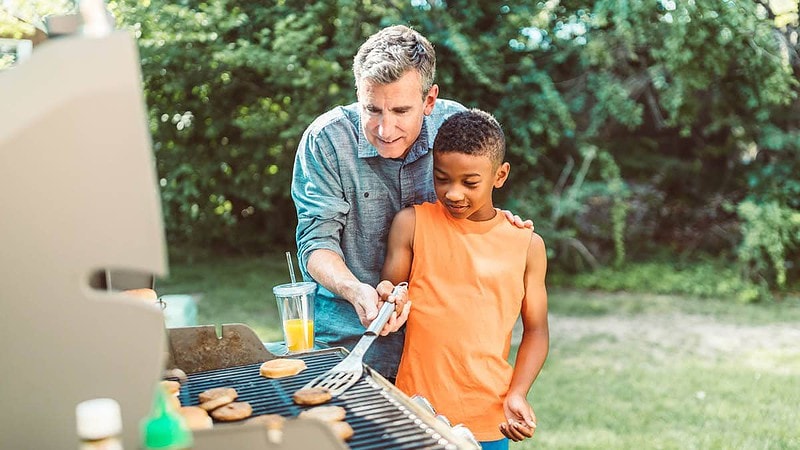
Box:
[285,251,297,284]
[286,251,310,349]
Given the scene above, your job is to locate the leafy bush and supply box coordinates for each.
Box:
[506,146,630,270]
[736,200,800,290]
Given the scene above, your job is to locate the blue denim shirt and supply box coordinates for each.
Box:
[291,99,465,378]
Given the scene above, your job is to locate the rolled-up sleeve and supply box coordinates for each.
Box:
[292,122,350,278]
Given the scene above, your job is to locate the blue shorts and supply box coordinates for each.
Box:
[480,437,509,450]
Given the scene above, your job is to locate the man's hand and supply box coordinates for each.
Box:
[374,280,411,336]
[499,208,534,230]
[349,282,382,328]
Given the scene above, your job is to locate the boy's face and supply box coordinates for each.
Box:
[357,70,438,159]
[433,151,510,221]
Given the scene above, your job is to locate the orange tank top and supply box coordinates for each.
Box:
[395,201,532,441]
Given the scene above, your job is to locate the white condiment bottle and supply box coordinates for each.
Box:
[76,398,124,450]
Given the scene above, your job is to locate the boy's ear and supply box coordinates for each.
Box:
[494,162,510,188]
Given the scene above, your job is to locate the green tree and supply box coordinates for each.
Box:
[106,1,799,296]
[110,1,405,253]
[410,1,798,293]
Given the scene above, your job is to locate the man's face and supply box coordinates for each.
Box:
[433,151,509,222]
[357,70,438,159]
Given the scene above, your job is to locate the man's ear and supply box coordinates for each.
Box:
[494,162,510,188]
[423,84,439,116]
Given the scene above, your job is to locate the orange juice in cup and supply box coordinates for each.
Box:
[283,318,315,352]
[273,281,317,353]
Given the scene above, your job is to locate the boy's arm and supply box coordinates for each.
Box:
[501,232,549,440]
[372,207,416,336]
[381,207,416,284]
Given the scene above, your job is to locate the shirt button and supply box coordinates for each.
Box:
[364,192,369,198]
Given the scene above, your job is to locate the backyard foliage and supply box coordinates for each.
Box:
[4,1,799,299]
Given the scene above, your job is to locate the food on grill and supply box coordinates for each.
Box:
[329,420,354,441]
[163,368,188,383]
[298,405,346,422]
[168,393,182,411]
[179,406,213,430]
[198,387,238,403]
[159,380,182,410]
[259,358,307,378]
[296,405,353,441]
[199,394,235,411]
[247,414,285,444]
[247,413,285,428]
[123,288,158,300]
[209,401,253,422]
[292,387,332,405]
[161,380,181,396]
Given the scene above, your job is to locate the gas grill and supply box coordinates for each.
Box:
[166,324,480,450]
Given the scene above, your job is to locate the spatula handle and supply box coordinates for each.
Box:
[366,282,408,335]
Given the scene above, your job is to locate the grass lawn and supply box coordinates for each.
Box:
[157,254,800,450]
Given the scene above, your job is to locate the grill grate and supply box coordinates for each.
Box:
[178,350,457,450]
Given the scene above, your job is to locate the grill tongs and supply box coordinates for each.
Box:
[302,282,409,397]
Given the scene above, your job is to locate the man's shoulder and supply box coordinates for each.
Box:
[432,98,467,118]
[305,103,359,138]
[426,99,466,137]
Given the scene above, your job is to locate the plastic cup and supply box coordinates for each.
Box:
[272,281,316,353]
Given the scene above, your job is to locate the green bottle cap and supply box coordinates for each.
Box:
[140,384,193,449]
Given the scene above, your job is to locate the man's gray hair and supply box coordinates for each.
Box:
[353,25,436,98]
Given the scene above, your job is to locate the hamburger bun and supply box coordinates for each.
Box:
[260,358,307,378]
[179,406,212,430]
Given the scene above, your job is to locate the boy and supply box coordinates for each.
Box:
[381,109,549,449]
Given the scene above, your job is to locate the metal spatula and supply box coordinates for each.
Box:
[301,282,408,397]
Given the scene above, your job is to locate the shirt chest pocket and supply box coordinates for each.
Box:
[344,185,396,243]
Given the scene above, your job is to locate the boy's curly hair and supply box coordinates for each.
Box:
[433,109,505,168]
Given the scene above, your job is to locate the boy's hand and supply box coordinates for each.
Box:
[499,393,537,441]
[498,208,534,230]
[374,280,412,336]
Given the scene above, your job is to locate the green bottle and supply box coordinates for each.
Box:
[140,385,193,449]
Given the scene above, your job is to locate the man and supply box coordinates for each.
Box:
[292,25,529,381]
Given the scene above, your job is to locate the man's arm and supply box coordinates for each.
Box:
[292,123,409,333]
[500,232,549,441]
[292,126,383,325]
[306,249,382,327]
